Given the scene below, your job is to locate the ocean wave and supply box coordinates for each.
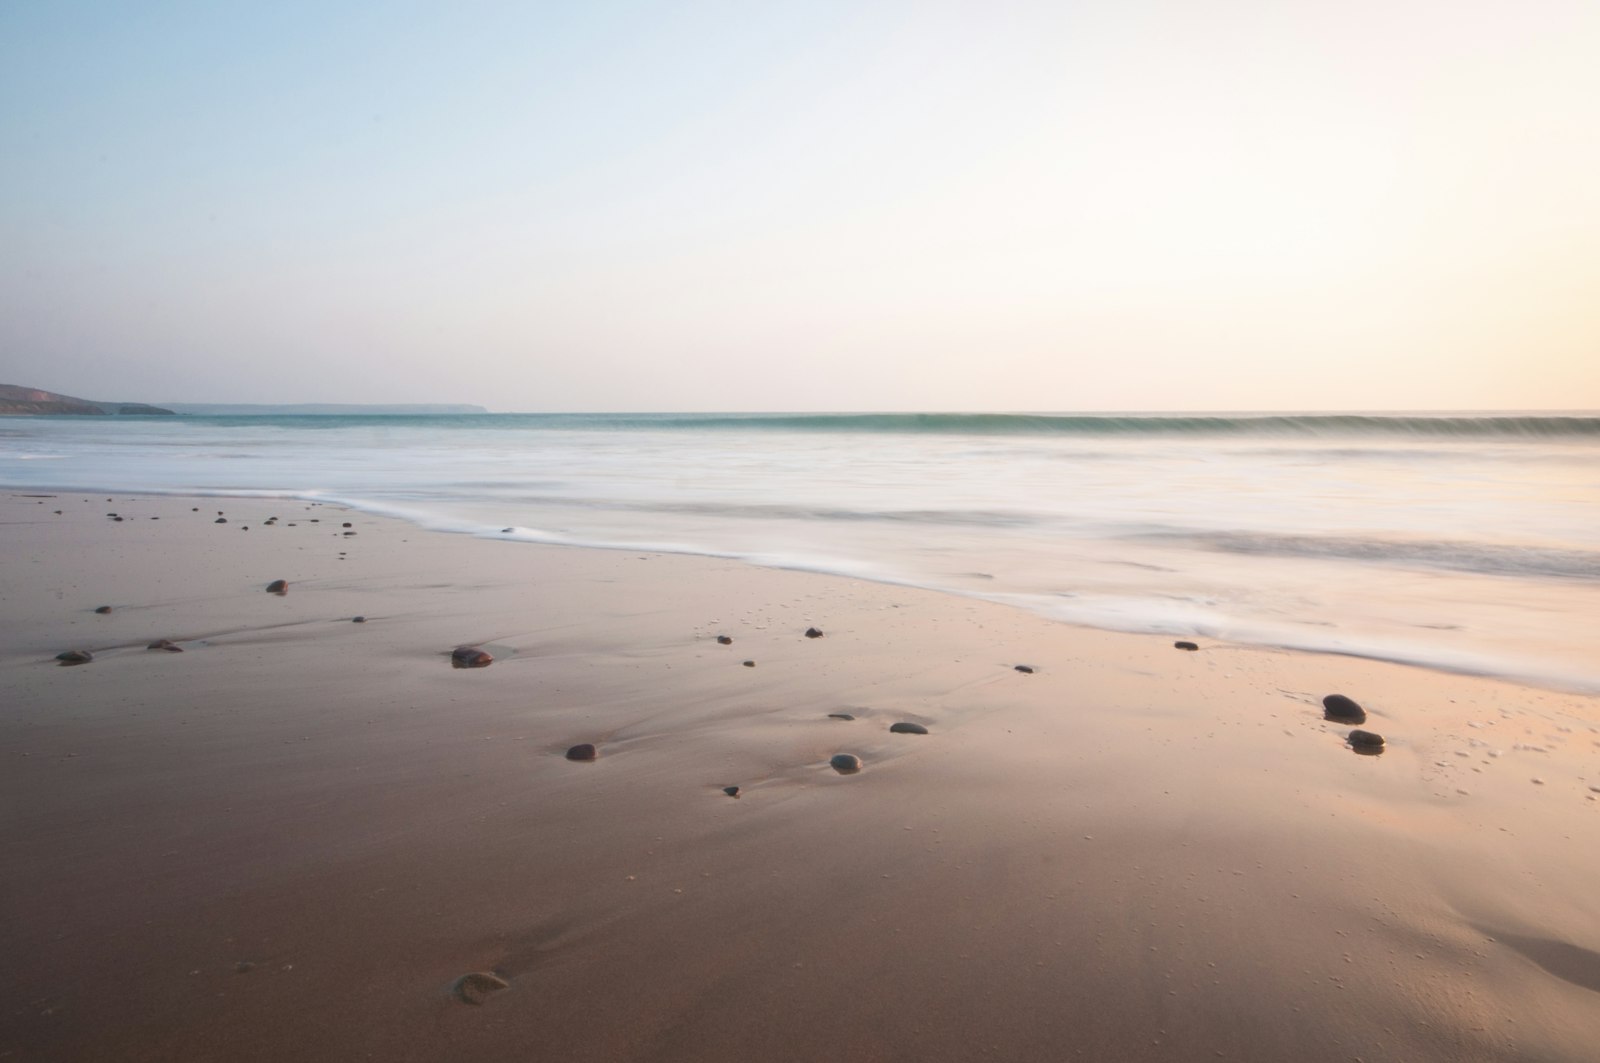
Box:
[510,412,1600,439]
[156,411,1600,439]
[1153,530,1600,581]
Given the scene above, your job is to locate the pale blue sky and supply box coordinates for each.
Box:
[3,1,1597,410]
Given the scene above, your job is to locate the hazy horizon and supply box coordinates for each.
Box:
[4,1,1598,412]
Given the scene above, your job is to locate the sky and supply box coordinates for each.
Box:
[2,0,1597,412]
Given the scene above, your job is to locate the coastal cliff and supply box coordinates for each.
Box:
[0,384,173,416]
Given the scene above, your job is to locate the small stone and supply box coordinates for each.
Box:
[352,616,366,623]
[56,649,93,665]
[805,627,824,639]
[1014,664,1035,674]
[827,713,856,721]
[451,646,493,668]
[716,635,733,645]
[112,516,124,522]
[722,785,741,797]
[501,527,513,533]
[452,972,509,1005]
[94,605,112,614]
[265,579,288,594]
[566,743,597,761]
[343,531,356,536]
[889,721,929,735]
[830,753,862,774]
[214,517,227,524]
[342,522,353,528]
[1173,640,1199,651]
[742,660,755,668]
[147,639,183,652]
[1323,694,1367,724]
[1348,729,1385,752]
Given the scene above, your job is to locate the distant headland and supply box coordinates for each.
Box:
[0,384,486,416]
[0,384,174,416]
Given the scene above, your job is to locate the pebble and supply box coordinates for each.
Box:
[1014,664,1035,674]
[147,639,183,652]
[830,753,862,774]
[742,660,756,668]
[827,713,856,721]
[214,517,227,524]
[94,605,112,614]
[55,649,93,665]
[451,646,493,669]
[889,721,929,735]
[452,972,509,1005]
[1323,694,1367,724]
[352,616,366,623]
[1348,729,1385,752]
[722,785,741,798]
[342,522,353,528]
[566,743,597,761]
[716,635,732,645]
[265,579,288,594]
[805,627,824,639]
[1173,641,1199,651]
[501,527,513,533]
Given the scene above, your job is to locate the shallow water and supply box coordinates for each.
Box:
[4,411,1598,689]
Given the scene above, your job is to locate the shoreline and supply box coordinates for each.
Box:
[5,481,1597,697]
[3,491,1599,1061]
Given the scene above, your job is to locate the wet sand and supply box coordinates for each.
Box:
[3,492,1599,1062]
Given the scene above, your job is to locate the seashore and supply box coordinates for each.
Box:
[2,491,1599,1061]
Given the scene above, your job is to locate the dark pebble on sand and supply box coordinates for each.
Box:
[1174,640,1199,651]
[451,646,493,668]
[805,627,824,639]
[214,518,227,524]
[828,712,856,720]
[352,616,366,623]
[889,721,929,735]
[1348,729,1386,752]
[566,743,597,761]
[716,635,733,645]
[453,972,509,1005]
[56,649,93,665]
[147,639,183,652]
[342,522,352,528]
[1323,694,1367,724]
[830,753,862,774]
[112,516,123,522]
[1014,664,1034,674]
[265,579,288,594]
[723,785,741,797]
[343,531,356,536]
[94,605,112,614]
[742,660,755,667]
[502,527,513,533]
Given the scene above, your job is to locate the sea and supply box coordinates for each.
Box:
[4,411,1598,692]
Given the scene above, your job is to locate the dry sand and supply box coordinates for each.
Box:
[3,491,1599,1062]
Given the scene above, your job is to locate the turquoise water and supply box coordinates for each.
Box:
[4,411,1598,689]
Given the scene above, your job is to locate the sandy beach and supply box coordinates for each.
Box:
[3,490,1599,1062]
